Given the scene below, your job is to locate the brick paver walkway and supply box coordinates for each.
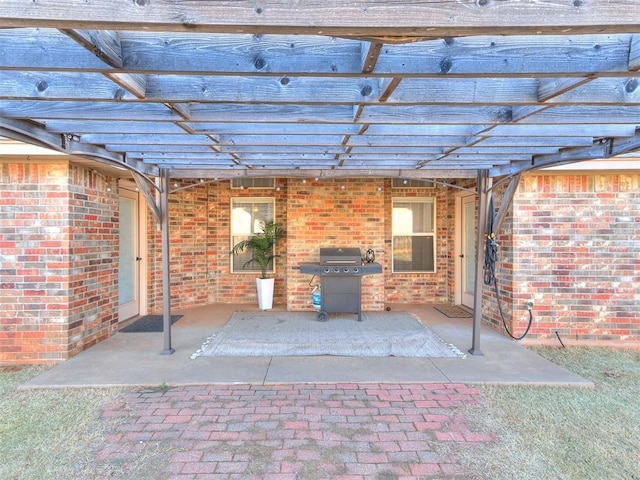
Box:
[96,383,494,479]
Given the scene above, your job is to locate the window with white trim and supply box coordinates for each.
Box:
[392,197,436,273]
[230,198,275,273]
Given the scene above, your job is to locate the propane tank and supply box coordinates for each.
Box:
[311,284,321,311]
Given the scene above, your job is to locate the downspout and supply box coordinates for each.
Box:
[159,168,174,355]
[469,170,492,355]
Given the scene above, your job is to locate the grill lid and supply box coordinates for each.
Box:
[319,247,361,265]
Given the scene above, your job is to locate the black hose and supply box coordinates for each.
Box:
[492,276,533,341]
[484,195,533,340]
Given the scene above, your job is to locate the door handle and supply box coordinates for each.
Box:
[459,254,464,258]
[136,257,142,261]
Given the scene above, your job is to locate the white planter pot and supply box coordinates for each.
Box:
[256,277,275,310]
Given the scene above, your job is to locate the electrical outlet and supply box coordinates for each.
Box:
[526,301,534,309]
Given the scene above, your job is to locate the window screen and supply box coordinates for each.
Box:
[392,198,436,272]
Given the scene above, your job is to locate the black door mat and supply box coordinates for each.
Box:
[119,315,183,333]
[433,305,473,318]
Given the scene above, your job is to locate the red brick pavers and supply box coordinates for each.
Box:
[96,383,494,479]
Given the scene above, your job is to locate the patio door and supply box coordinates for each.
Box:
[118,187,143,320]
[457,194,477,309]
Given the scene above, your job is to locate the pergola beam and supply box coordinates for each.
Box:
[1,1,639,37]
[169,168,477,180]
[0,116,158,178]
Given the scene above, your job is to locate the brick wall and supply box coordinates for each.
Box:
[67,165,119,356]
[146,179,289,312]
[5,164,639,364]
[0,161,118,364]
[146,178,454,312]
[0,162,69,363]
[147,181,213,313]
[490,172,640,344]
[286,178,386,311]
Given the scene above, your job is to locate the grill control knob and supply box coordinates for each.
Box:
[353,267,359,273]
[323,267,330,273]
[343,267,349,273]
[334,267,340,273]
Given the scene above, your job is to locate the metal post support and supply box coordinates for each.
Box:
[491,173,520,235]
[159,168,175,355]
[469,170,492,355]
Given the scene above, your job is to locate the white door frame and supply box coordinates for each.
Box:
[118,180,148,320]
[454,192,477,307]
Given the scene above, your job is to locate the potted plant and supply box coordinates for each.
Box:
[231,220,284,310]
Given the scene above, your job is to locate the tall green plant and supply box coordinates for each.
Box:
[231,220,284,279]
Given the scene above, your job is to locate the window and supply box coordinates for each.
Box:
[230,198,275,273]
[392,198,436,273]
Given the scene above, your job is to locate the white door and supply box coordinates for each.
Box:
[118,188,140,320]
[459,194,477,308]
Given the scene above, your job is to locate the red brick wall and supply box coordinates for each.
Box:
[6,164,639,364]
[147,181,213,312]
[146,179,289,312]
[146,178,454,312]
[286,178,386,311]
[490,172,640,344]
[0,161,118,364]
[0,162,69,364]
[67,165,119,356]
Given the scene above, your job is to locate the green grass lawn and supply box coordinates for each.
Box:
[458,347,640,479]
[0,366,123,479]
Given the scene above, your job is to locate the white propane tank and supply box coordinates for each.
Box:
[311,284,321,311]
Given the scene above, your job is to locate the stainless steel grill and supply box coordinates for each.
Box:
[299,247,382,321]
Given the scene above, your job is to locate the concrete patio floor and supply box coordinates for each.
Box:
[21,304,592,389]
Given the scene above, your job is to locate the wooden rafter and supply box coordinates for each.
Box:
[1,2,640,180]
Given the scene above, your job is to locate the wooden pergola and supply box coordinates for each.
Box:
[2,0,640,354]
